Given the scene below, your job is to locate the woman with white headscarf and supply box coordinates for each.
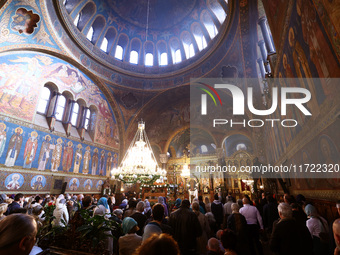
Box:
[305,204,329,255]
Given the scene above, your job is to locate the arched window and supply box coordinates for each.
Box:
[157,41,168,66]
[86,26,94,41]
[100,37,108,52]
[64,0,81,14]
[201,145,208,153]
[130,39,141,64]
[115,34,129,60]
[173,49,182,64]
[189,44,195,58]
[90,16,106,45]
[208,0,227,24]
[84,108,91,130]
[145,53,153,66]
[145,41,154,66]
[170,38,182,64]
[203,12,218,39]
[71,102,79,126]
[76,2,95,31]
[115,45,123,60]
[37,87,51,114]
[192,24,207,51]
[55,95,66,121]
[160,52,168,66]
[73,13,80,26]
[130,50,138,64]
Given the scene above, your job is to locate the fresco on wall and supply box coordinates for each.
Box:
[0,119,118,177]
[84,179,93,191]
[96,180,103,191]
[0,52,119,149]
[5,172,24,190]
[313,0,340,59]
[69,178,79,191]
[31,175,46,190]
[0,170,105,193]
[283,119,340,190]
[265,0,340,165]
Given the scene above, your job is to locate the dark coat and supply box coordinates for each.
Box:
[169,206,202,254]
[263,202,279,232]
[7,201,21,215]
[270,217,313,255]
[211,201,223,226]
[130,212,147,236]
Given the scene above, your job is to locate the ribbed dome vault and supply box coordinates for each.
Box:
[60,0,231,75]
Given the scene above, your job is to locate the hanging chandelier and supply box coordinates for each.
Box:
[111,121,167,184]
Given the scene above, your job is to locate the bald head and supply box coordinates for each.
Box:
[207,238,220,252]
[334,219,340,250]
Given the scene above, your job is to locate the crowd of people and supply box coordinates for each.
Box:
[0,191,340,255]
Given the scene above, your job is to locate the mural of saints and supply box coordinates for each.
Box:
[62,141,73,172]
[0,123,7,158]
[113,153,118,168]
[73,144,82,174]
[23,131,38,168]
[82,146,91,174]
[51,138,63,172]
[92,148,99,175]
[84,179,92,191]
[5,127,23,167]
[106,152,113,177]
[37,135,52,171]
[69,178,79,191]
[31,175,45,190]
[6,173,24,190]
[99,150,106,176]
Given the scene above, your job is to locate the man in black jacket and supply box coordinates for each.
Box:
[7,193,24,215]
[211,193,223,229]
[169,199,202,255]
[270,202,313,255]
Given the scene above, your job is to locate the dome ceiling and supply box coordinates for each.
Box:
[60,0,231,76]
[108,0,197,30]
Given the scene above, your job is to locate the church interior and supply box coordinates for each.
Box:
[0,0,340,254]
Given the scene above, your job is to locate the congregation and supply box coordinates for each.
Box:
[0,192,340,255]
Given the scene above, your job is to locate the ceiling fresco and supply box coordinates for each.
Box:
[107,0,197,30]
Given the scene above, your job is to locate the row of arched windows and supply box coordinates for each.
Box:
[63,0,229,67]
[37,84,96,133]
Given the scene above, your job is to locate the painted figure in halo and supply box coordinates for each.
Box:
[6,173,22,190]
[5,127,23,167]
[92,148,99,175]
[113,153,118,168]
[62,141,73,172]
[51,138,63,172]
[96,180,103,191]
[23,131,38,168]
[0,123,7,158]
[84,179,92,190]
[32,175,44,190]
[82,146,91,174]
[106,152,113,178]
[99,150,106,176]
[37,135,52,171]
[69,178,78,191]
[73,144,82,174]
